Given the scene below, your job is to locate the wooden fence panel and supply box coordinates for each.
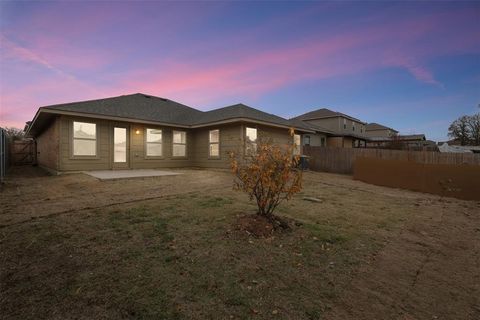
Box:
[9,140,36,166]
[303,146,480,174]
[0,128,7,183]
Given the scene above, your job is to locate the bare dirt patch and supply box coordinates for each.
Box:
[1,166,479,319]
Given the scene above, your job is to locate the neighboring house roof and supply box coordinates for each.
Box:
[27,93,315,136]
[288,118,335,134]
[291,107,365,124]
[365,122,398,133]
[367,134,427,142]
[398,134,426,141]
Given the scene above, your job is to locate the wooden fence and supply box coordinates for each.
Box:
[303,146,480,174]
[9,140,36,166]
[0,128,7,183]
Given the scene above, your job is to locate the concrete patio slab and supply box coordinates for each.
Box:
[83,169,181,180]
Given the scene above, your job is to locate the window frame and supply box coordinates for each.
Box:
[293,134,301,155]
[71,120,98,159]
[172,130,187,158]
[144,128,163,159]
[304,135,311,146]
[208,129,220,159]
[245,126,258,156]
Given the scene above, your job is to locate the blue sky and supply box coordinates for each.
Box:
[1,1,479,141]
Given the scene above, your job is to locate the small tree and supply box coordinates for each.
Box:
[229,128,302,221]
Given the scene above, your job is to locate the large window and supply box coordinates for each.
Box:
[172,130,187,157]
[73,121,96,156]
[146,128,162,157]
[293,134,301,155]
[209,129,220,158]
[245,127,257,155]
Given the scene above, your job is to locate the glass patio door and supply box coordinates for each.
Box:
[113,126,129,168]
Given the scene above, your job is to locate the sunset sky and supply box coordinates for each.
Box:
[1,1,479,141]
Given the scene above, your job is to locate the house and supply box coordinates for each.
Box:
[290,108,367,148]
[365,122,398,139]
[26,93,313,173]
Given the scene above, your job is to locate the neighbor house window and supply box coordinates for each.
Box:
[209,129,220,157]
[304,135,311,146]
[146,128,162,157]
[321,137,326,147]
[343,119,347,129]
[245,127,257,155]
[73,121,96,156]
[172,130,186,157]
[360,126,363,133]
[352,122,355,131]
[293,134,301,155]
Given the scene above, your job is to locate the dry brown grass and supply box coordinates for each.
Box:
[1,166,479,319]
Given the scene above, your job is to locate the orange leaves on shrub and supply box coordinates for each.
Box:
[229,129,303,217]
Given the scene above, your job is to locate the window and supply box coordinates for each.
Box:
[146,128,162,157]
[352,122,355,131]
[304,135,311,146]
[172,130,186,157]
[245,127,257,155]
[73,121,96,156]
[209,129,220,157]
[360,126,363,133]
[343,119,346,129]
[293,134,301,155]
[321,137,326,147]
[114,127,127,162]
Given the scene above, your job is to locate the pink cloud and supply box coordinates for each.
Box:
[1,5,479,130]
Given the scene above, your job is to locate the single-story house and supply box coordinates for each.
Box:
[26,93,313,173]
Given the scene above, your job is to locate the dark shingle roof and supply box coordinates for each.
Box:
[42,93,203,126]
[194,103,293,127]
[291,107,364,123]
[32,93,313,133]
[366,122,398,132]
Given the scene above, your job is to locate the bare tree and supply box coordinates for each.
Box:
[3,127,25,141]
[448,116,470,145]
[466,113,480,146]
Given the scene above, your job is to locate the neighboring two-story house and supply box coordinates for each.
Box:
[365,122,398,138]
[290,108,367,148]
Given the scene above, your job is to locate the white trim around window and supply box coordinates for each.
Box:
[209,129,220,158]
[172,130,187,157]
[293,134,301,155]
[245,127,257,156]
[145,128,163,158]
[72,121,97,158]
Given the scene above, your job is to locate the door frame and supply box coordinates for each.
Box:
[111,125,130,169]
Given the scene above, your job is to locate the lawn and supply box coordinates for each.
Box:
[1,167,479,319]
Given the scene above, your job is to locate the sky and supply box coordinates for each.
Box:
[0,1,479,141]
